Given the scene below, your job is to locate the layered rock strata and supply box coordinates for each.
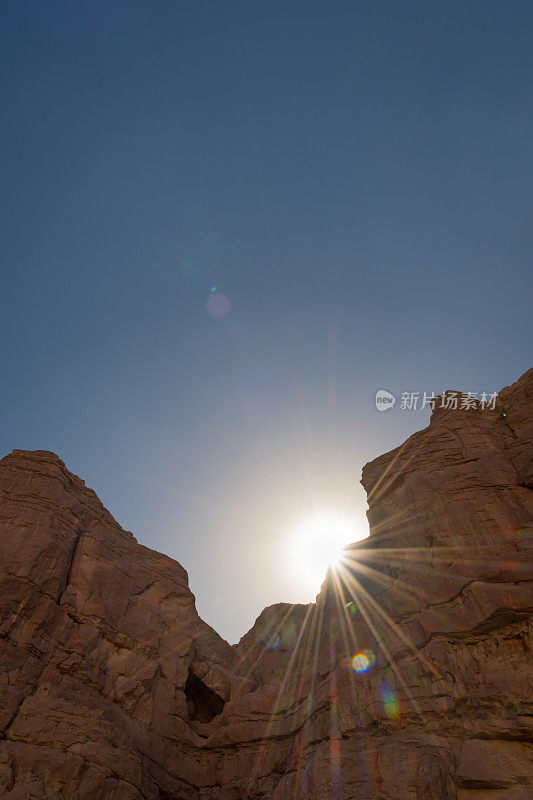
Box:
[0,368,531,799]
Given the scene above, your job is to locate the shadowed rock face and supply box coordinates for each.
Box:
[0,369,531,799]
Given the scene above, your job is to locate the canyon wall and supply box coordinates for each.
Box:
[0,368,531,799]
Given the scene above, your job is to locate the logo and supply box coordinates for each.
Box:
[375,389,396,411]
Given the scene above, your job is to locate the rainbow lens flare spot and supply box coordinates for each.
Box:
[351,649,376,674]
[267,634,280,650]
[380,682,400,719]
[207,293,230,318]
[346,601,358,616]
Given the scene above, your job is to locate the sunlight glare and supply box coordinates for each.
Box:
[289,510,367,593]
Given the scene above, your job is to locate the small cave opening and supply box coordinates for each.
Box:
[185,669,225,723]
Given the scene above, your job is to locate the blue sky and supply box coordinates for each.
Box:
[1,1,532,642]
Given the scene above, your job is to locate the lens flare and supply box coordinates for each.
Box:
[351,649,376,674]
[207,293,230,318]
[380,681,400,719]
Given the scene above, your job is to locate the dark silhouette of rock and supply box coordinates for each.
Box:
[0,368,531,799]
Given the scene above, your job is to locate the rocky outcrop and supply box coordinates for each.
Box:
[0,369,531,799]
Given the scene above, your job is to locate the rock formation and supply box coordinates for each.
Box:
[0,368,531,799]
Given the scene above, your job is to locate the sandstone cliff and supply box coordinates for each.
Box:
[0,369,531,799]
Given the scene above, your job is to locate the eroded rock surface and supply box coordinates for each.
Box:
[0,368,531,799]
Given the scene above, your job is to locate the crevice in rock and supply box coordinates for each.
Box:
[56,523,84,602]
[185,669,225,723]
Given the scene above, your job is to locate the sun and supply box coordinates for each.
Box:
[288,510,366,593]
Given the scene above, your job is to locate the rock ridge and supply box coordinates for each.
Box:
[0,368,531,799]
